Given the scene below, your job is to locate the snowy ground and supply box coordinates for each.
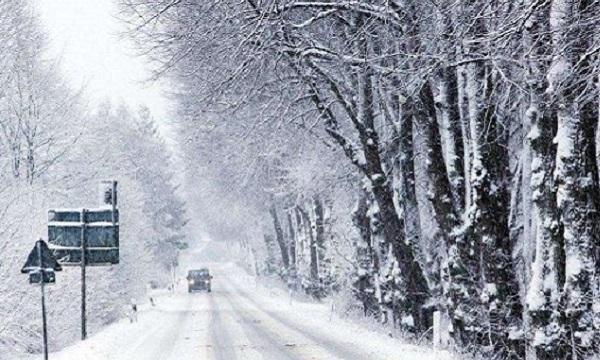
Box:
[17,261,457,360]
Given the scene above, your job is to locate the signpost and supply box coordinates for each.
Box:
[47,180,119,340]
[21,240,62,360]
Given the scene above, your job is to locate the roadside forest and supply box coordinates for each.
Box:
[120,1,600,359]
[0,1,186,353]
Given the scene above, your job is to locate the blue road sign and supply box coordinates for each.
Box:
[47,208,119,265]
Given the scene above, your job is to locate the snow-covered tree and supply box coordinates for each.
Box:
[120,0,600,357]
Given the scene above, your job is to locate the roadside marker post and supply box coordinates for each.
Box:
[21,239,62,360]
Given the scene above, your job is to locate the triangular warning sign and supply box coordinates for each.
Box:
[21,240,62,273]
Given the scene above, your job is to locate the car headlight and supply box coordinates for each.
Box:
[189,280,194,284]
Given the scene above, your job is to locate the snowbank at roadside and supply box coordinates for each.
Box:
[12,290,182,360]
[225,263,459,360]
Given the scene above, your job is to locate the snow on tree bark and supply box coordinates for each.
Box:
[357,64,430,333]
[548,0,599,355]
[117,0,600,357]
[461,2,523,355]
[433,4,465,214]
[523,3,566,358]
[313,195,325,269]
[395,101,423,267]
[296,204,319,288]
[286,211,297,275]
[352,186,378,316]
[411,82,471,346]
[269,201,290,273]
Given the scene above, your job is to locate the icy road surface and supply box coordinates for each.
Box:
[38,264,455,360]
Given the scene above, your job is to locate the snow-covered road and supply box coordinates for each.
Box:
[31,263,456,360]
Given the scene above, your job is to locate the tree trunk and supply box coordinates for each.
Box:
[413,82,474,347]
[353,187,377,316]
[436,67,465,213]
[354,14,430,331]
[523,3,566,358]
[297,205,318,282]
[549,1,598,356]
[462,3,523,354]
[269,201,290,271]
[263,233,277,274]
[294,207,304,261]
[353,187,373,260]
[433,4,465,212]
[286,211,297,272]
[395,97,422,262]
[313,195,325,267]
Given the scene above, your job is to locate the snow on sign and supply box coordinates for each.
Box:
[21,239,62,275]
[48,208,119,266]
[29,271,56,284]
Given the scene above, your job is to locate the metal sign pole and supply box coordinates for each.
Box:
[80,208,87,340]
[38,241,49,360]
[111,182,117,264]
[111,181,117,214]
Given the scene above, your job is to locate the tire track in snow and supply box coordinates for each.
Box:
[219,286,306,360]
[225,280,376,360]
[208,290,238,360]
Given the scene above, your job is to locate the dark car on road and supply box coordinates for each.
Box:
[187,268,212,293]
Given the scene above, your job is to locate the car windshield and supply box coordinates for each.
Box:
[189,269,209,278]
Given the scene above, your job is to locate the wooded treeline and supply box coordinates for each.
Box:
[121,0,599,358]
[0,1,187,353]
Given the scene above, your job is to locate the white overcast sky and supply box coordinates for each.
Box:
[36,0,173,137]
